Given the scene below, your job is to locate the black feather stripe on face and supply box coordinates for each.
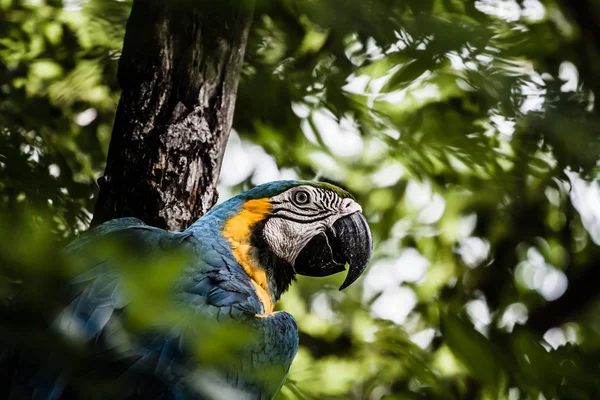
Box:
[250,220,296,301]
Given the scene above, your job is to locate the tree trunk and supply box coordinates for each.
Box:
[92,0,254,231]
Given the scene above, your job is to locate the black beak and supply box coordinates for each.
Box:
[294,212,373,290]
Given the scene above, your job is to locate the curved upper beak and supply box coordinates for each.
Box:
[294,211,373,290]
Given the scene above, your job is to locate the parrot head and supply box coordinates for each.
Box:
[210,180,372,306]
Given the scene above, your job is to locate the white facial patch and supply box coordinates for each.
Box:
[262,185,361,265]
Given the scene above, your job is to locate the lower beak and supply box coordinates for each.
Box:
[294,212,373,290]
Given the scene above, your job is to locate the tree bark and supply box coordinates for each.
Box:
[92,0,254,231]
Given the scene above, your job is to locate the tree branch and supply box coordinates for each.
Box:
[92,0,254,230]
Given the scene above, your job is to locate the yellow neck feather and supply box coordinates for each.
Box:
[221,198,274,316]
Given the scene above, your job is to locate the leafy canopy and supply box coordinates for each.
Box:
[2,0,600,399]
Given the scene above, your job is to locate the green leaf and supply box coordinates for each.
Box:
[440,311,504,389]
[382,58,435,92]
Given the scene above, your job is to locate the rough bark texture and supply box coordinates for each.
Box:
[92,0,254,231]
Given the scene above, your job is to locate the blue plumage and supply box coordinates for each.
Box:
[8,188,299,400]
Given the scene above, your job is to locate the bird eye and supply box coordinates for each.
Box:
[294,190,310,204]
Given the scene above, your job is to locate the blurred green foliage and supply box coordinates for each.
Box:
[2,0,600,399]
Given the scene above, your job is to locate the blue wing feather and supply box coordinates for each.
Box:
[7,216,298,400]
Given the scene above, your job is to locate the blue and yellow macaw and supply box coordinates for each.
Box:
[6,180,372,399]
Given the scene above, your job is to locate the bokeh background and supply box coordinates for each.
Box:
[2,0,600,398]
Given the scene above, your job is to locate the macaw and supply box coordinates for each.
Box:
[4,180,372,400]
